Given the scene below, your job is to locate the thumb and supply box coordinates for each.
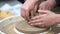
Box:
[38,10,48,14]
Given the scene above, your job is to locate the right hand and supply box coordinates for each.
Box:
[21,0,38,21]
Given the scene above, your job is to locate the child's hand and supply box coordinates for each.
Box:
[29,10,58,27]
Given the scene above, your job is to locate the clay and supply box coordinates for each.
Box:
[15,16,50,33]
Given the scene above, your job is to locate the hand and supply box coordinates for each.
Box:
[29,10,58,27]
[21,0,38,21]
[39,0,56,10]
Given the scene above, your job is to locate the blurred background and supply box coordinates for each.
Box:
[0,0,23,16]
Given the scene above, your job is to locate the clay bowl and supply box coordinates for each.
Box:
[15,16,50,33]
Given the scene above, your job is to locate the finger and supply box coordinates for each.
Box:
[21,8,26,19]
[31,10,34,18]
[47,5,52,10]
[30,22,45,27]
[39,6,44,10]
[39,3,43,10]
[34,4,38,16]
[30,23,42,26]
[38,10,55,14]
[21,1,29,20]
[39,2,47,10]
[47,2,53,10]
[40,4,46,10]
[31,15,45,20]
[39,4,43,10]
[34,23,46,27]
[45,2,49,10]
[25,10,30,21]
[38,10,49,15]
[21,0,30,20]
[42,5,46,10]
[30,4,38,18]
[31,15,41,20]
[34,4,38,12]
[48,7,51,10]
[29,19,43,24]
[43,2,50,10]
[38,10,47,14]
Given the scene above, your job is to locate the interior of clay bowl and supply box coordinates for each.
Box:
[15,16,50,33]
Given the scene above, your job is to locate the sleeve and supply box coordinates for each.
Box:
[55,0,60,6]
[18,0,25,3]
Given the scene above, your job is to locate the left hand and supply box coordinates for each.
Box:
[29,10,58,27]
